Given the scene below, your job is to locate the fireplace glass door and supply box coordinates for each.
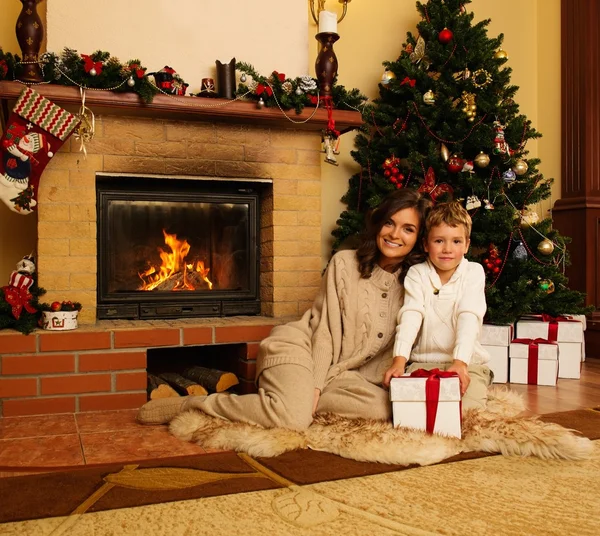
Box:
[97,176,261,319]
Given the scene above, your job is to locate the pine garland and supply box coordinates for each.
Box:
[0,280,46,335]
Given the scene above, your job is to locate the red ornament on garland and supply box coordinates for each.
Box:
[438,28,454,44]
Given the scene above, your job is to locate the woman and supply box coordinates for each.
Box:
[138,189,431,429]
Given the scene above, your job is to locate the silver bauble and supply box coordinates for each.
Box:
[127,77,135,87]
[513,160,528,176]
[502,169,517,183]
[89,67,97,77]
[240,73,247,83]
[295,87,303,96]
[513,241,528,261]
[257,98,265,109]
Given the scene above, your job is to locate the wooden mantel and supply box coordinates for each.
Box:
[0,80,364,133]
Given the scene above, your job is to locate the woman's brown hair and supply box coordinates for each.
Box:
[356,189,431,282]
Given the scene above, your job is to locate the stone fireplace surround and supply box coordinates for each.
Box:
[0,82,362,417]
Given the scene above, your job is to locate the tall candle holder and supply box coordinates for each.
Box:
[15,0,44,83]
[315,32,339,97]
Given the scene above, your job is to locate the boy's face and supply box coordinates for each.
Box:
[424,222,470,280]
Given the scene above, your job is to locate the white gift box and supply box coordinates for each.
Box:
[516,318,584,343]
[480,324,513,347]
[558,342,582,379]
[483,345,509,383]
[41,311,79,331]
[509,341,558,386]
[390,375,461,438]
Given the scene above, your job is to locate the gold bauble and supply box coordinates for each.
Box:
[474,151,490,168]
[537,239,555,255]
[495,48,509,60]
[513,160,528,176]
[440,143,450,162]
[423,89,435,105]
[381,70,396,85]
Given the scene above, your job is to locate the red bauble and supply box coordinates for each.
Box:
[397,173,405,181]
[51,301,62,311]
[391,167,399,175]
[447,155,464,173]
[438,28,454,44]
[384,170,391,177]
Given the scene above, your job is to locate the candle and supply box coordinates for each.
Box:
[318,10,338,34]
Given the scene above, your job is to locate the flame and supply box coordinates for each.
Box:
[138,230,213,291]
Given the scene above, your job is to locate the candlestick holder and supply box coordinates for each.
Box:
[16,0,44,83]
[315,32,340,98]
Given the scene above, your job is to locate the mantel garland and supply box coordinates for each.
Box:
[0,47,367,114]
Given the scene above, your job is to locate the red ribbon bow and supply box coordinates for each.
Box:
[512,338,558,384]
[128,63,147,79]
[400,76,416,87]
[409,368,460,434]
[273,71,286,82]
[2,285,36,320]
[523,314,579,341]
[256,83,273,97]
[418,167,454,204]
[82,54,103,75]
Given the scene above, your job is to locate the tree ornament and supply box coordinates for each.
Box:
[89,67,97,77]
[418,167,453,203]
[257,98,265,109]
[423,90,435,105]
[471,69,492,89]
[483,198,495,210]
[240,73,247,83]
[440,143,450,162]
[494,48,509,60]
[465,195,481,210]
[483,244,502,275]
[502,169,517,184]
[512,240,528,261]
[539,279,555,294]
[295,87,303,96]
[381,70,396,85]
[512,160,528,175]
[460,91,477,121]
[438,28,454,44]
[537,239,555,255]
[409,35,431,70]
[493,121,510,155]
[519,209,539,228]
[447,155,464,173]
[474,152,490,168]
[127,76,135,87]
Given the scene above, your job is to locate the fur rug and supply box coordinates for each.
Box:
[169,387,593,465]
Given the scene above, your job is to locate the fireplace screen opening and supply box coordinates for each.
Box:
[97,176,261,320]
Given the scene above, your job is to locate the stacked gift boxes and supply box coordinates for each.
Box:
[509,338,559,386]
[515,315,585,380]
[480,324,513,383]
[390,372,462,438]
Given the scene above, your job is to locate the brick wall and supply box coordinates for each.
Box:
[0,318,280,417]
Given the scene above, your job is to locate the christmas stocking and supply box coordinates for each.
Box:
[0,87,79,214]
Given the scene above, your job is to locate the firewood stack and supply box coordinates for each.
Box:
[146,366,239,400]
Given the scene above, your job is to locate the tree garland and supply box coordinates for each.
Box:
[0,48,367,113]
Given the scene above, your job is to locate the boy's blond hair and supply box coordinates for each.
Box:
[425,201,472,238]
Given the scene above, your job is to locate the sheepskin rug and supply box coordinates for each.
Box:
[169,387,593,465]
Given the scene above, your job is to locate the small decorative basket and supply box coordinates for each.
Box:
[41,310,79,331]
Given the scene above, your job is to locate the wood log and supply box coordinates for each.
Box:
[158,372,208,396]
[180,366,239,393]
[147,373,180,400]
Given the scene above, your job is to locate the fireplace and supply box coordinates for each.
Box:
[96,175,262,319]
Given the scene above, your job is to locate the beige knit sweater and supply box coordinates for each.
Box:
[257,249,405,391]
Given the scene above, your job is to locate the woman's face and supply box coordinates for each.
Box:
[376,207,421,270]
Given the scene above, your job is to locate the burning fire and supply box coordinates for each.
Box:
[138,230,213,291]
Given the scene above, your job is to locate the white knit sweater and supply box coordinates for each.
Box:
[393,258,490,365]
[257,249,405,391]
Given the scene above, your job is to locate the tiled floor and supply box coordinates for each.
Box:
[1,360,599,478]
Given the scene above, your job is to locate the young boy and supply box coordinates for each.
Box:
[383,201,492,410]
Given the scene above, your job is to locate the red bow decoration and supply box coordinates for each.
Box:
[0,59,8,77]
[2,285,37,320]
[128,63,146,79]
[400,77,416,87]
[256,83,273,97]
[410,368,460,434]
[82,54,103,75]
[272,71,286,82]
[512,338,558,384]
[418,167,454,203]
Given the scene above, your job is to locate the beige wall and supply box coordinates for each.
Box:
[0,0,561,277]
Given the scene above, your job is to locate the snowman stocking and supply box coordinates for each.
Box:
[0,87,79,214]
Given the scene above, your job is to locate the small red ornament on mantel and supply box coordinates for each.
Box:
[447,155,464,173]
[438,28,454,44]
[51,301,62,311]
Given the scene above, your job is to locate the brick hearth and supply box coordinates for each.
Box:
[0,83,363,417]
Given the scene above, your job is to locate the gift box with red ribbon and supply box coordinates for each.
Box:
[509,338,559,386]
[481,324,514,384]
[516,314,584,379]
[390,369,461,438]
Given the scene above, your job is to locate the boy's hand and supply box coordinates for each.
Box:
[447,359,470,396]
[383,356,408,388]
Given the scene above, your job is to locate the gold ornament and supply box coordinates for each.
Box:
[381,70,396,85]
[471,69,492,89]
[440,143,450,162]
[513,160,528,176]
[539,279,555,294]
[423,89,435,105]
[519,209,539,228]
[474,151,490,168]
[537,239,555,255]
[460,91,477,121]
[494,48,509,60]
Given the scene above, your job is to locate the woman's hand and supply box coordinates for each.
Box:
[447,359,470,396]
[383,356,408,388]
[312,388,321,415]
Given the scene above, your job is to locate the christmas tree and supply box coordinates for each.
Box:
[333,0,592,325]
